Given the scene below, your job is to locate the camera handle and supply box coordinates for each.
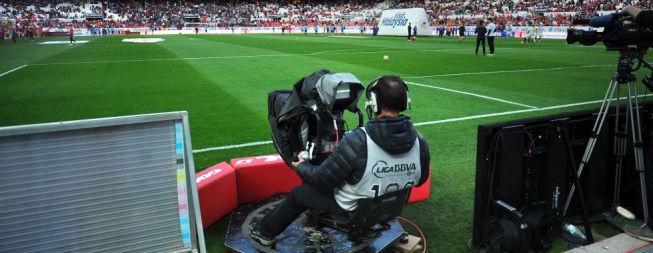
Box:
[562,50,650,229]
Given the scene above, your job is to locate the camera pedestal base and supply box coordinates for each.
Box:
[225,195,405,253]
[563,233,650,253]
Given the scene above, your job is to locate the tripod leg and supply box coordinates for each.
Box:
[563,80,620,215]
[561,126,595,243]
[627,81,649,227]
[613,85,627,210]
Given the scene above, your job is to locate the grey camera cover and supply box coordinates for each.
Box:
[316,73,363,108]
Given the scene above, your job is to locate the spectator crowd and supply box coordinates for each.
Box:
[2,0,653,38]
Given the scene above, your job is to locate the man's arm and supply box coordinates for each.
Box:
[416,133,430,187]
[624,6,653,29]
[293,129,367,190]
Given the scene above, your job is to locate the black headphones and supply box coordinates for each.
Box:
[364,75,411,119]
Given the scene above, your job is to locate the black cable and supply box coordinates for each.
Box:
[486,130,503,215]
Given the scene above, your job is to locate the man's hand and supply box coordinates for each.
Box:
[292,154,305,168]
[623,5,643,19]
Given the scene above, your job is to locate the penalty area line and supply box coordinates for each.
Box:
[0,65,28,78]
[193,94,653,153]
[406,81,538,109]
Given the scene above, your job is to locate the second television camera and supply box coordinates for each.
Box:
[568,11,653,92]
[567,12,653,51]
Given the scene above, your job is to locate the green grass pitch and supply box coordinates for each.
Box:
[1,34,651,252]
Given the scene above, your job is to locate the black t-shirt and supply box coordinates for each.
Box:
[475,25,487,37]
[408,25,412,32]
[459,26,465,34]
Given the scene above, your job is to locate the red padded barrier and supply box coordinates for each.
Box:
[196,162,237,229]
[408,166,432,203]
[230,155,303,204]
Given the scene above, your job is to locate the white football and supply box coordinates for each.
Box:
[383,55,389,61]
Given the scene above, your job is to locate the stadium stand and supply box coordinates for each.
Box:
[2,0,653,36]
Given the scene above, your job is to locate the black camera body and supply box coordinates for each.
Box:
[567,14,653,51]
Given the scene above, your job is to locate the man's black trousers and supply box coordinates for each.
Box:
[476,37,486,55]
[259,184,350,237]
[488,36,495,54]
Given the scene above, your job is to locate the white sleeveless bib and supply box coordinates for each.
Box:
[334,128,421,211]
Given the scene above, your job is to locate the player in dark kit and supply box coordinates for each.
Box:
[11,26,17,43]
[28,25,34,41]
[0,26,5,45]
[407,23,412,40]
[458,23,466,42]
[475,21,487,55]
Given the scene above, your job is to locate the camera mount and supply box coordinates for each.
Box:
[562,48,651,229]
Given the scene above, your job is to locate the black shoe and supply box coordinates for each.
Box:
[250,223,276,247]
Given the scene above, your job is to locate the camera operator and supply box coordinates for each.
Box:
[623,5,653,29]
[249,76,431,247]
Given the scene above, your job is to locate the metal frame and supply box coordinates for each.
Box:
[0,111,206,253]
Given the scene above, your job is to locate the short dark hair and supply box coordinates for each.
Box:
[375,75,408,112]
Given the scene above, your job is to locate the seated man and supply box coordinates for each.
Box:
[250,75,431,246]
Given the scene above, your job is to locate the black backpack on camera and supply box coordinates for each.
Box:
[268,69,365,166]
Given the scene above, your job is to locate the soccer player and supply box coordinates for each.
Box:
[28,24,33,41]
[314,24,318,34]
[486,18,496,56]
[407,23,412,40]
[340,24,345,34]
[413,25,417,38]
[68,25,76,45]
[475,21,487,55]
[537,24,544,42]
[11,25,17,43]
[458,22,466,42]
[0,25,5,45]
[522,24,533,46]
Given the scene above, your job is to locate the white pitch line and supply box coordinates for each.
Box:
[27,47,480,66]
[403,64,613,79]
[192,94,653,153]
[413,94,653,126]
[406,81,538,109]
[192,140,273,153]
[28,49,395,66]
[0,65,28,78]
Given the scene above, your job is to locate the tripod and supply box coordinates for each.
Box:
[562,48,650,228]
